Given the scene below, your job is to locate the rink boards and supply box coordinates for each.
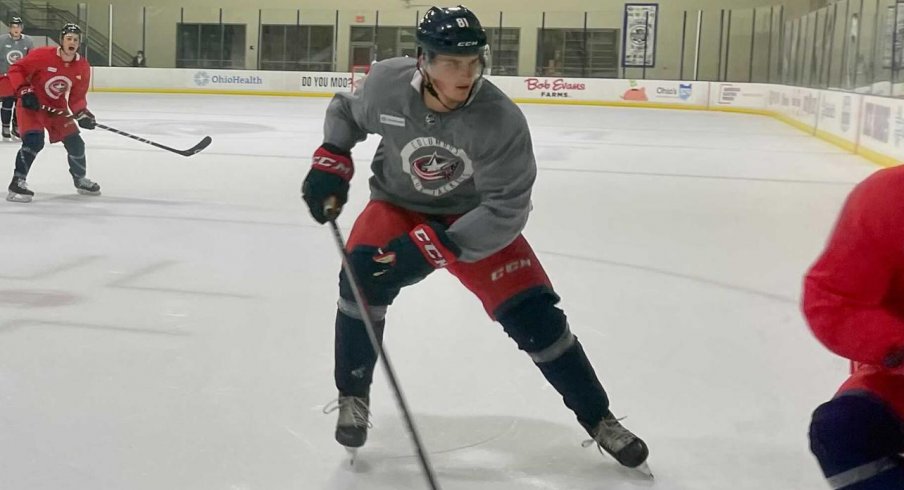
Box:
[89,66,900,167]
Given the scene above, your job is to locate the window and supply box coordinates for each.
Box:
[349,26,417,67]
[485,27,520,75]
[536,28,619,78]
[177,23,246,69]
[260,25,334,71]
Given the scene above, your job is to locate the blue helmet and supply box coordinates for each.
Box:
[416,6,487,56]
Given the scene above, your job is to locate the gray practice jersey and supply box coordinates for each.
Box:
[0,34,33,74]
[323,57,536,262]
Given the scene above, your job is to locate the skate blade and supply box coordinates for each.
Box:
[344,447,358,466]
[633,461,654,479]
[76,188,101,196]
[6,191,32,203]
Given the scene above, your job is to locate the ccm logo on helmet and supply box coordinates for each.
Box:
[457,41,478,46]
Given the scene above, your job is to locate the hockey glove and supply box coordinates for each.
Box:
[17,86,39,111]
[302,144,354,224]
[372,222,461,285]
[75,109,96,130]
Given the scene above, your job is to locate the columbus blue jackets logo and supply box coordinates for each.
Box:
[400,137,474,197]
[6,50,22,64]
[44,75,72,100]
[412,152,460,181]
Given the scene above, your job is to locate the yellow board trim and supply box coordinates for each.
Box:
[509,98,710,111]
[814,129,858,153]
[769,112,818,135]
[89,86,900,167]
[857,145,900,168]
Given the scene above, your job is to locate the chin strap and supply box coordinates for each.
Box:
[418,64,460,112]
[417,59,485,112]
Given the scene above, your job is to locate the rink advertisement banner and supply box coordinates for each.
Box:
[766,86,820,130]
[857,95,904,163]
[766,86,793,117]
[709,83,768,109]
[816,90,861,146]
[92,67,353,95]
[622,4,659,67]
[617,79,706,105]
[489,76,707,106]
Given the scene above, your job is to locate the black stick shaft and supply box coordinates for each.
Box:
[40,105,210,156]
[325,213,440,490]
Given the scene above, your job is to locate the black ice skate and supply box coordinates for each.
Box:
[2,125,10,140]
[7,176,33,203]
[582,412,653,477]
[73,176,101,196]
[323,394,371,461]
[11,123,19,140]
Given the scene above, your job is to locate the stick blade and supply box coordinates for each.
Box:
[179,136,212,156]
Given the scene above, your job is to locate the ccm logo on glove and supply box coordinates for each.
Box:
[410,224,455,268]
[312,154,353,180]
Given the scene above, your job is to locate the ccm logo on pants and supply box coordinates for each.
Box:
[491,259,533,281]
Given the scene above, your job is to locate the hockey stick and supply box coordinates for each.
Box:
[41,105,212,157]
[324,200,441,490]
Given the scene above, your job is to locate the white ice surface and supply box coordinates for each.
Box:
[0,93,878,490]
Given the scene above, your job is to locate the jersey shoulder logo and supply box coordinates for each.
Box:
[399,137,474,197]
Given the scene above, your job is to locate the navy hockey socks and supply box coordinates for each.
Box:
[810,393,904,489]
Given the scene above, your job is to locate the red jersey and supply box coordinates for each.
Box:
[7,46,90,113]
[803,165,904,414]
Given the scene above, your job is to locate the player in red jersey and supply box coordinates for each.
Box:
[5,22,98,203]
[803,165,904,489]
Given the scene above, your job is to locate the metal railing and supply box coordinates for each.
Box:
[0,0,132,66]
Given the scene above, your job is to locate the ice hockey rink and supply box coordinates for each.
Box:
[0,92,879,490]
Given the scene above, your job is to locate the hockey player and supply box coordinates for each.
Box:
[6,22,98,203]
[302,5,650,473]
[0,17,33,140]
[804,165,904,489]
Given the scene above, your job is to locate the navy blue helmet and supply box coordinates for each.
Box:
[416,6,487,56]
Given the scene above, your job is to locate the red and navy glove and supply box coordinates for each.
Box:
[75,109,96,130]
[372,222,461,284]
[301,144,354,224]
[17,86,38,110]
